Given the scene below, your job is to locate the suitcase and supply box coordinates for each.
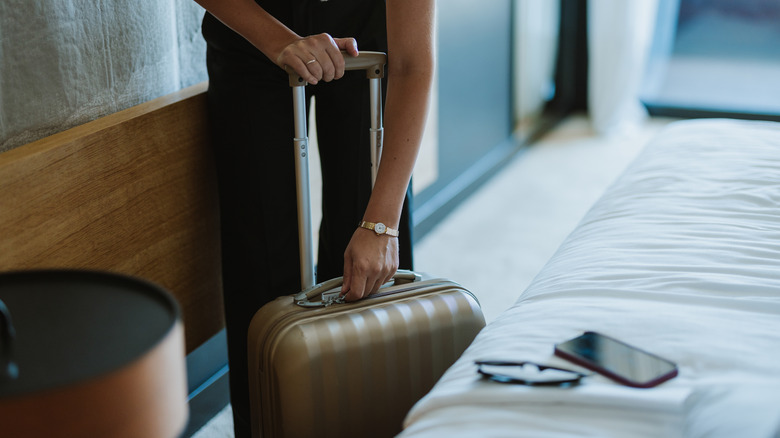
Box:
[247,52,486,438]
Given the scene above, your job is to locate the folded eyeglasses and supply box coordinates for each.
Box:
[475,360,587,387]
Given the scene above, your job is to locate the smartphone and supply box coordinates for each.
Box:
[553,331,678,388]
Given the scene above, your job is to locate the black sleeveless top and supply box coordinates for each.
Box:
[202,0,387,63]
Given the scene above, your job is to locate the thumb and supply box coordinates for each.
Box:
[341,254,352,295]
[335,38,359,57]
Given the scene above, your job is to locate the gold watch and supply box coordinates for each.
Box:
[358,221,399,237]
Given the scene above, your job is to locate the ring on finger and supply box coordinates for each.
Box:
[306,59,317,65]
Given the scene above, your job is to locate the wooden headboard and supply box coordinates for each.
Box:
[0,82,223,353]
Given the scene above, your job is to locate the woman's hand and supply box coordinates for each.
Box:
[341,228,399,301]
[275,34,359,85]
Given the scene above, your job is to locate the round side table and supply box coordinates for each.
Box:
[0,270,188,438]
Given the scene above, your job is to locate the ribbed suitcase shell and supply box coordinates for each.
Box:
[247,278,485,438]
[247,52,485,437]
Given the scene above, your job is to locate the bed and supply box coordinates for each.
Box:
[400,119,780,438]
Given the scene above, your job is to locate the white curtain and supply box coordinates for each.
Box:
[587,0,659,135]
[514,0,560,128]
[0,0,207,152]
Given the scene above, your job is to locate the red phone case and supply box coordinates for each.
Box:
[554,331,678,388]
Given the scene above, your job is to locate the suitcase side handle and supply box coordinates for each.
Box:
[294,270,421,307]
[286,51,387,87]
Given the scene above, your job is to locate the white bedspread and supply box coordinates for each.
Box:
[400,119,780,438]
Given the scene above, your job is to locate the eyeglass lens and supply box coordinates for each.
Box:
[478,362,583,384]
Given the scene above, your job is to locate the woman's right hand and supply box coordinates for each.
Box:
[275,34,359,85]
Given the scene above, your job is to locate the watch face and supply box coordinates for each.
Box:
[374,223,387,234]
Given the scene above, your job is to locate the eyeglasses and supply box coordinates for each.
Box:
[475,360,587,387]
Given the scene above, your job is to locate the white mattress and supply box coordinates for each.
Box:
[400,119,780,438]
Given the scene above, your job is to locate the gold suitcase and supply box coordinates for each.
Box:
[247,52,485,437]
[247,273,485,437]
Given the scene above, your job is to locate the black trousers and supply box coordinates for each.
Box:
[204,22,414,438]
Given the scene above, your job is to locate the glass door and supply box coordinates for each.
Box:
[641,0,780,119]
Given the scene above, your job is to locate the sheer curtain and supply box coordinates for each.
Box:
[0,0,207,152]
[514,0,560,129]
[588,0,659,135]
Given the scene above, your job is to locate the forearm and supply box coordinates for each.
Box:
[363,68,433,228]
[362,0,435,229]
[193,0,298,63]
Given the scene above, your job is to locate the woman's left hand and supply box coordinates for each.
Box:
[275,34,359,85]
[341,228,399,301]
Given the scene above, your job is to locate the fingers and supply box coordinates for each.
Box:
[335,37,359,57]
[340,230,399,302]
[341,257,352,297]
[342,275,367,303]
[277,34,358,85]
[342,268,389,302]
[341,257,374,302]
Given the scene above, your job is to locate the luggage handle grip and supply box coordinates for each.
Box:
[286,51,386,87]
[294,270,421,307]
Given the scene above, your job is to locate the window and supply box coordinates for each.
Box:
[641,0,780,120]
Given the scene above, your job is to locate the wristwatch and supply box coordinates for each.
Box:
[358,221,399,237]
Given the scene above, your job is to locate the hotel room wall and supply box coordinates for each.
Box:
[0,0,207,152]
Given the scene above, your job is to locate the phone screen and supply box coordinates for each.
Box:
[554,331,678,388]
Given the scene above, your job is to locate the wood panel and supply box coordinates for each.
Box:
[0,82,223,353]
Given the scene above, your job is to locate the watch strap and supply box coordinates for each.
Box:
[358,221,399,237]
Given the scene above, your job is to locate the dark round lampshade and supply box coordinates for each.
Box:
[0,270,188,438]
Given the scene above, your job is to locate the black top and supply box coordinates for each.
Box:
[201,0,388,63]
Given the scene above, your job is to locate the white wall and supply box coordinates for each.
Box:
[0,0,207,152]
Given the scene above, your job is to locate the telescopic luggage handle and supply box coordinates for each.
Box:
[286,51,387,290]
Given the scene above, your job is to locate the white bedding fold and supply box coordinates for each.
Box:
[401,119,780,438]
[407,380,693,415]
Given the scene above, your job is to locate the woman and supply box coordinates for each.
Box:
[193,0,434,436]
